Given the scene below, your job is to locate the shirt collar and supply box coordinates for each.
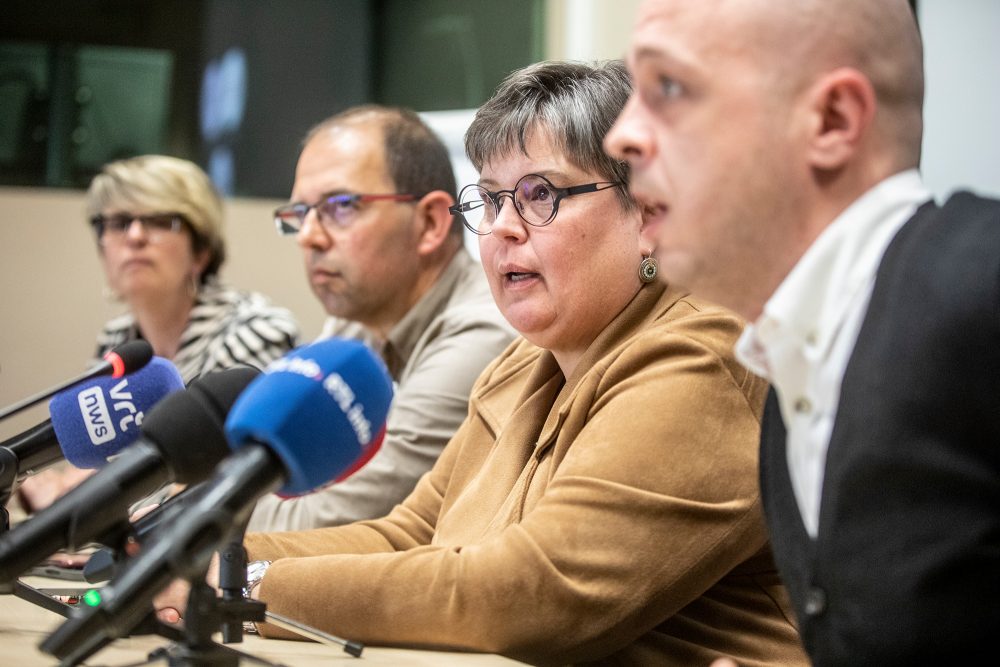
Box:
[381,250,471,378]
[737,169,932,377]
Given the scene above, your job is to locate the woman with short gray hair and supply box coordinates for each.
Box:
[158,62,806,666]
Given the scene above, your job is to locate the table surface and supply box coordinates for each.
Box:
[1,579,522,666]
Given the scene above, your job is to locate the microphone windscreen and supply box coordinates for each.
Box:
[225,338,394,496]
[49,357,184,469]
[144,366,260,484]
[104,340,154,377]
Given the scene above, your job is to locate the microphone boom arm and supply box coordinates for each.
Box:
[41,444,284,663]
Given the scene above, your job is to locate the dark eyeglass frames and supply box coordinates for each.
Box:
[449,173,623,236]
[89,213,187,246]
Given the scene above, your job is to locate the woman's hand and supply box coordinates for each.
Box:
[17,466,95,513]
[152,552,221,625]
[153,577,191,625]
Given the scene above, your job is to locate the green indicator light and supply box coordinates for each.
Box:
[82,589,103,607]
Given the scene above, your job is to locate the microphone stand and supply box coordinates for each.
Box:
[157,521,363,664]
[214,530,363,656]
[0,446,73,616]
[52,530,277,667]
[216,524,259,646]
[43,453,363,665]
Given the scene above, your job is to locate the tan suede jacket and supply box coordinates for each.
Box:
[246,282,807,666]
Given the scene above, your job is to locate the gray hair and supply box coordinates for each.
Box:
[465,60,636,211]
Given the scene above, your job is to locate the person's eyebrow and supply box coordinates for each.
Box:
[478,169,574,188]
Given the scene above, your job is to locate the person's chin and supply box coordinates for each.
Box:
[498,302,553,337]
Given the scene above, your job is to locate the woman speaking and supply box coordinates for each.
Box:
[158,62,806,666]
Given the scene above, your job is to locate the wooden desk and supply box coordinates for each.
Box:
[0,582,521,666]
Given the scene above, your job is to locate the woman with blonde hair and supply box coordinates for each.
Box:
[18,155,299,513]
[87,155,298,381]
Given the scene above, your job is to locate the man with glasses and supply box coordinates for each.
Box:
[248,105,514,532]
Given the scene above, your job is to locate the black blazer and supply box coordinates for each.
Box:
[760,192,1000,666]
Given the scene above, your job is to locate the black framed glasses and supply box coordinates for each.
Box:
[89,213,186,246]
[273,192,422,235]
[449,173,623,236]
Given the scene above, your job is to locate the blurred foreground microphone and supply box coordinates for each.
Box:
[0,358,184,482]
[41,339,393,662]
[0,341,153,421]
[226,337,393,495]
[0,367,259,584]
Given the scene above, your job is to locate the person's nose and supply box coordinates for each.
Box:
[124,218,149,245]
[605,95,652,165]
[296,208,331,251]
[488,194,527,241]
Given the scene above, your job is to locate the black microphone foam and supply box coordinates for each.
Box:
[0,367,259,583]
[0,340,154,421]
[149,367,259,484]
[106,341,154,377]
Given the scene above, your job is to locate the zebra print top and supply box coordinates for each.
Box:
[95,279,300,384]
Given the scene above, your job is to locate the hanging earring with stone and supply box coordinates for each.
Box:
[638,254,658,283]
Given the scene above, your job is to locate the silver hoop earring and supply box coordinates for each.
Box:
[638,255,658,284]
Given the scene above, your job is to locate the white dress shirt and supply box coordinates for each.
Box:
[736,170,932,537]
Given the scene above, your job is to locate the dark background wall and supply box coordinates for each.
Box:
[0,0,543,198]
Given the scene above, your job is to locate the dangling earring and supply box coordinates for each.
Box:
[638,254,658,284]
[187,274,199,300]
[102,285,121,302]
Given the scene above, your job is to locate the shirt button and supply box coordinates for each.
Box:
[794,397,812,414]
[804,586,827,616]
[805,331,818,346]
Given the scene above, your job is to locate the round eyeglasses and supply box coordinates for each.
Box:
[449,174,623,236]
[274,192,421,235]
[90,213,187,246]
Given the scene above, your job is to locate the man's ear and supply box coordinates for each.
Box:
[803,67,877,171]
[413,190,457,255]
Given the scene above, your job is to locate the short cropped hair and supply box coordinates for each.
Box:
[86,155,226,281]
[304,106,462,236]
[465,60,636,211]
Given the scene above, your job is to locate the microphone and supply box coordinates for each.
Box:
[0,341,153,422]
[0,358,184,482]
[225,337,394,495]
[0,420,60,479]
[82,485,198,584]
[40,339,394,662]
[0,367,259,585]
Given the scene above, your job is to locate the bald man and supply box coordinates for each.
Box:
[607,1,1000,665]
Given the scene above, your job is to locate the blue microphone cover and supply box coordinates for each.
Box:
[48,357,184,469]
[224,338,394,496]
